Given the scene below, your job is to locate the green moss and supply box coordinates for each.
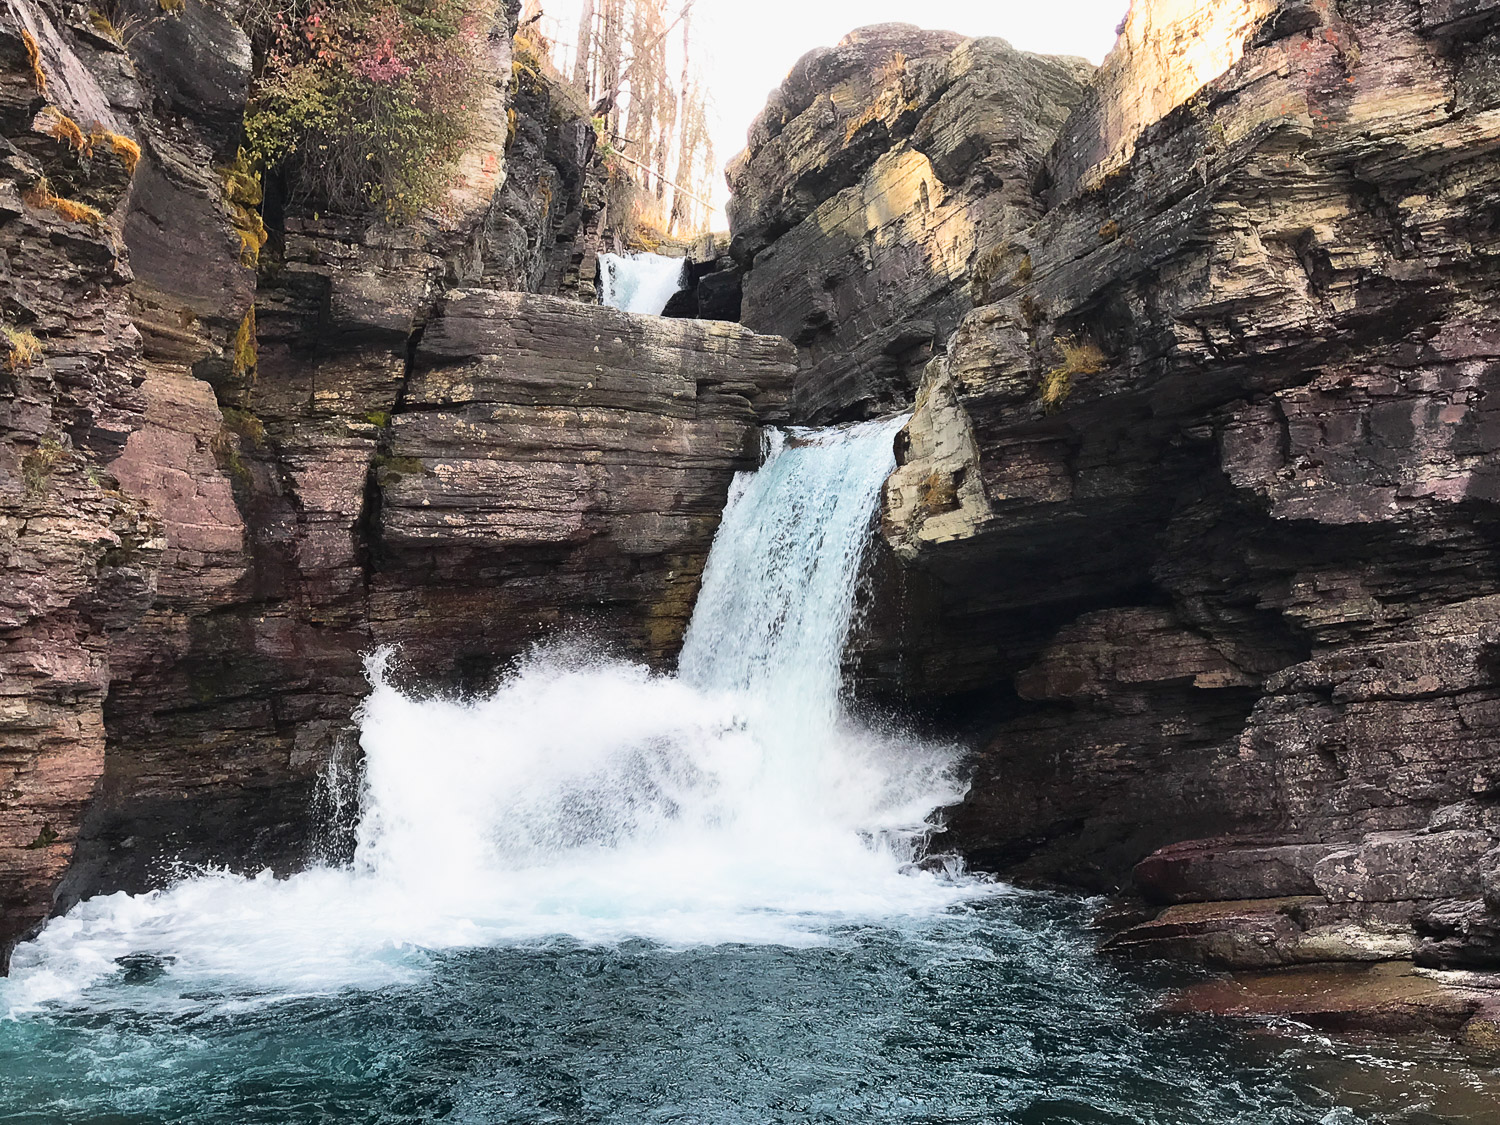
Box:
[231,306,258,381]
[25,823,59,850]
[373,453,427,484]
[22,437,66,494]
[211,429,253,488]
[220,406,267,447]
[363,411,392,428]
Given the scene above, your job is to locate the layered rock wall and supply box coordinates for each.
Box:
[68,286,792,907]
[1,0,793,969]
[863,0,1500,971]
[727,25,1093,423]
[1,0,163,970]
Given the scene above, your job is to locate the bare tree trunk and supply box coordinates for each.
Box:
[668,8,707,234]
[599,0,625,133]
[621,0,659,169]
[573,0,595,92]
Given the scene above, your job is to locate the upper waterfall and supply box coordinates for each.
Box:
[599,252,687,314]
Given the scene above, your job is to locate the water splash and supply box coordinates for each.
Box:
[2,416,978,1015]
[599,251,686,314]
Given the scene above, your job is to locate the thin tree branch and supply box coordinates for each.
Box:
[608,148,717,213]
[612,0,696,99]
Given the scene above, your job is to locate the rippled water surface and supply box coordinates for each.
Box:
[3,895,1494,1124]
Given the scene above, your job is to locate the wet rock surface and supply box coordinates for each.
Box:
[1165,962,1498,1034]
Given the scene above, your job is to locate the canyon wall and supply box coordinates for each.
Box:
[739,2,1500,985]
[727,25,1094,424]
[905,0,1500,977]
[9,0,1500,1009]
[0,0,793,968]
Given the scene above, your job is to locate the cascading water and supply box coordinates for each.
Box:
[0,416,970,1014]
[0,421,1448,1125]
[599,251,687,314]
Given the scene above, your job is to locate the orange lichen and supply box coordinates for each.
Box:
[51,195,104,225]
[21,28,46,94]
[23,180,105,227]
[92,130,141,174]
[39,107,88,152]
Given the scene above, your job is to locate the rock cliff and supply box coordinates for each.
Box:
[0,0,793,968]
[702,0,1500,1027]
[727,24,1094,424]
[832,0,1500,1000]
[9,0,1500,1033]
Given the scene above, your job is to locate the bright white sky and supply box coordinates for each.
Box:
[537,0,1131,212]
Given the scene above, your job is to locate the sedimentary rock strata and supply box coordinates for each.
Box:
[727,24,1093,424]
[0,0,792,968]
[853,0,1500,981]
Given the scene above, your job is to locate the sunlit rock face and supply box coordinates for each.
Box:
[727,25,1093,424]
[866,0,1500,973]
[1044,0,1280,200]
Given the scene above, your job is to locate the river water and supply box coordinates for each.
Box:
[0,419,1491,1123]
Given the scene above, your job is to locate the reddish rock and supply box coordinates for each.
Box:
[0,0,161,968]
[1166,962,1490,1034]
[1134,839,1336,905]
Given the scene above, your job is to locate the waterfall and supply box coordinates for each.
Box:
[599,251,686,314]
[3,417,975,1014]
[681,417,909,728]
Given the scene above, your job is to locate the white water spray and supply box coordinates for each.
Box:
[3,417,979,1014]
[600,251,686,314]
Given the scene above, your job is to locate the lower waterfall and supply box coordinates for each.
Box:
[2,418,971,1013]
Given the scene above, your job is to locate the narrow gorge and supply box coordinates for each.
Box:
[3,0,1500,1119]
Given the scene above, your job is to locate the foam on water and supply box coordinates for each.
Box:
[3,416,980,1017]
[599,251,686,314]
